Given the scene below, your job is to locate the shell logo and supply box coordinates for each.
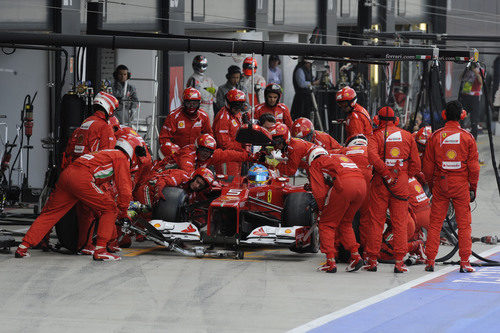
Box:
[154,223,161,228]
[340,156,350,162]
[178,121,185,129]
[232,119,238,127]
[390,147,400,157]
[414,184,423,193]
[351,146,362,150]
[446,150,457,160]
[285,229,292,234]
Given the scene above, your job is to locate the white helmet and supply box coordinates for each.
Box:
[307,147,328,166]
[346,134,368,147]
[93,91,119,117]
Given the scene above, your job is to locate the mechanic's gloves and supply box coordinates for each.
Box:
[415,171,426,185]
[204,87,216,96]
[383,174,397,187]
[241,112,251,125]
[470,190,476,203]
[303,183,312,191]
[118,209,131,220]
[265,156,280,168]
[129,201,150,212]
[154,179,167,200]
[252,151,267,164]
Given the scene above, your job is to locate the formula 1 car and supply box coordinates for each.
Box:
[125,125,320,258]
[130,171,319,259]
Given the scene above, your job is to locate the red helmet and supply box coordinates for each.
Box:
[159,141,180,161]
[336,86,357,108]
[195,134,217,151]
[93,91,119,117]
[242,57,258,76]
[115,134,147,166]
[270,123,291,145]
[225,88,246,112]
[291,118,314,140]
[109,116,120,132]
[373,106,399,126]
[192,167,215,187]
[415,126,432,146]
[264,83,282,104]
[183,87,202,115]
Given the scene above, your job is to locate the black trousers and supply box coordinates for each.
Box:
[460,94,480,140]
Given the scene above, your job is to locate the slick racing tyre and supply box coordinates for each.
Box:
[152,187,188,222]
[55,206,79,253]
[282,192,314,227]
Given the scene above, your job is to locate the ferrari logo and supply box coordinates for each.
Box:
[390,147,400,157]
[414,184,423,193]
[446,150,457,160]
[178,121,185,129]
[267,190,272,203]
[442,133,447,138]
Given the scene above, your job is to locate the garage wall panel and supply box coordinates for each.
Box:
[0,50,49,188]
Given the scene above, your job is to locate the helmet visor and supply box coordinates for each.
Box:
[229,101,246,112]
[247,174,268,182]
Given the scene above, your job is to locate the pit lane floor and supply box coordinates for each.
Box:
[0,134,499,333]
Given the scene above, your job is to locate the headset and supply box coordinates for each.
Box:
[441,108,467,121]
[113,64,131,81]
[373,114,400,127]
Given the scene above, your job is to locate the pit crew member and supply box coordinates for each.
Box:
[15,135,147,261]
[213,89,248,175]
[159,87,212,147]
[254,84,292,128]
[364,106,421,273]
[336,86,373,138]
[291,117,342,151]
[423,101,480,273]
[307,147,366,273]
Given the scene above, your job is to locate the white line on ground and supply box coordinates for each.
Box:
[289,245,500,333]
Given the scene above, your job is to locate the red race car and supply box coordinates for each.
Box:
[147,125,320,257]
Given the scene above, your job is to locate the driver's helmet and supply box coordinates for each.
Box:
[247,164,270,187]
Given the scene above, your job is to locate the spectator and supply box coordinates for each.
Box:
[291,58,320,120]
[267,55,282,85]
[240,57,266,107]
[459,63,484,140]
[112,64,139,125]
[186,55,217,123]
[216,65,247,113]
